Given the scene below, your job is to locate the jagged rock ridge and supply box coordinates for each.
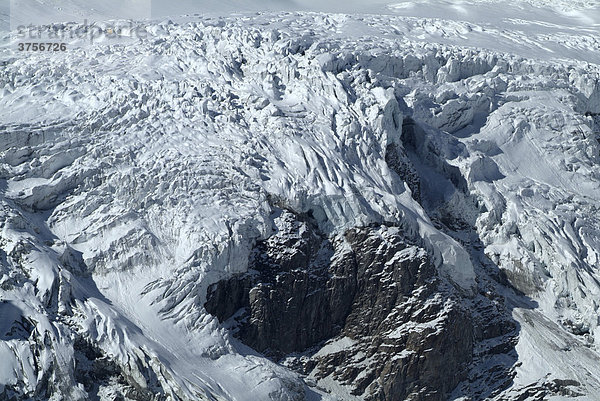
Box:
[206,207,517,400]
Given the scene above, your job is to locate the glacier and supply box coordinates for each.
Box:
[1,0,600,400]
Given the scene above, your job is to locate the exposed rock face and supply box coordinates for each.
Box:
[385,142,421,202]
[206,211,341,356]
[206,210,475,400]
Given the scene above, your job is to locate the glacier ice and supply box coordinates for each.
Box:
[1,2,600,400]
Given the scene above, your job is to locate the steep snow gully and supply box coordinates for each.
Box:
[1,5,600,401]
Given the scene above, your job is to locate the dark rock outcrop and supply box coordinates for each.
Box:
[385,142,422,202]
[205,210,475,400]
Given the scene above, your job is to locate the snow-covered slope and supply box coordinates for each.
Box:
[1,1,600,400]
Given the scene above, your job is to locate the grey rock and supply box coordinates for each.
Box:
[206,211,476,400]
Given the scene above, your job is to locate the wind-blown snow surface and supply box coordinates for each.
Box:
[0,1,600,400]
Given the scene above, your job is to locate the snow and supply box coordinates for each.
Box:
[313,336,357,358]
[507,307,600,400]
[0,0,600,399]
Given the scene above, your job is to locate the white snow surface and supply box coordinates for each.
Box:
[0,0,600,400]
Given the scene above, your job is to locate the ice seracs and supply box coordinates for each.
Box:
[1,1,600,400]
